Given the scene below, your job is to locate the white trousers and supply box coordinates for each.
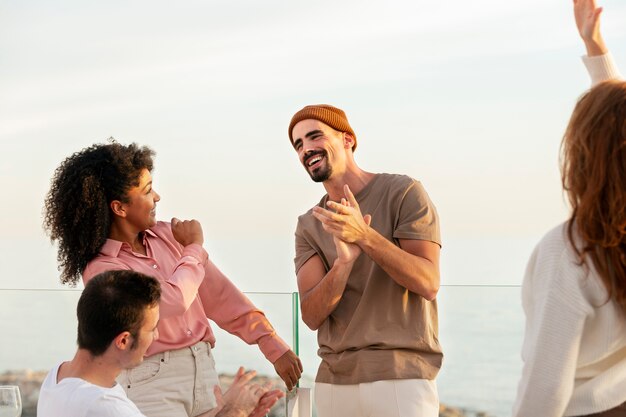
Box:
[315,379,439,417]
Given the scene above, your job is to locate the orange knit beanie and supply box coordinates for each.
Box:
[288,104,357,151]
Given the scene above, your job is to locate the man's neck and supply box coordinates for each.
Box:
[57,349,120,388]
[323,168,375,202]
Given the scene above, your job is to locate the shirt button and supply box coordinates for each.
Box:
[153,264,158,269]
[187,330,192,336]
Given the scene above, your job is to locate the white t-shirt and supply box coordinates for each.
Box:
[37,362,145,417]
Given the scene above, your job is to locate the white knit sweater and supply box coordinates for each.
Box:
[514,54,626,417]
[512,223,626,417]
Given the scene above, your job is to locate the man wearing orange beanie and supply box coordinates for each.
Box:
[288,104,443,417]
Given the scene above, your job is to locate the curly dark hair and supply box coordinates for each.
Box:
[43,141,155,285]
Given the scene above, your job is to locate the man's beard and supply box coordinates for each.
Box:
[304,150,332,182]
[309,164,332,182]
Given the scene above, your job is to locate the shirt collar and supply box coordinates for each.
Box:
[100,239,123,257]
[100,228,158,257]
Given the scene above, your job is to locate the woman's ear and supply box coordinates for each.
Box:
[110,200,126,218]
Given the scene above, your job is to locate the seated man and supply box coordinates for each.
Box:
[37,270,283,417]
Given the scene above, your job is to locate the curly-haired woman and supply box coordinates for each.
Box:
[513,1,626,416]
[44,141,302,417]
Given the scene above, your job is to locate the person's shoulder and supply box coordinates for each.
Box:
[147,221,176,241]
[372,174,436,207]
[151,220,172,233]
[534,222,579,263]
[527,222,594,301]
[538,222,606,312]
[40,363,62,389]
[40,376,107,416]
[529,222,571,267]
[83,257,123,283]
[537,222,568,246]
[374,173,425,192]
[376,172,414,185]
[88,385,144,417]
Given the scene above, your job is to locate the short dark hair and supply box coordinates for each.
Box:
[44,141,155,285]
[77,270,161,356]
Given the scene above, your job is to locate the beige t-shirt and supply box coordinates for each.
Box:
[295,173,443,384]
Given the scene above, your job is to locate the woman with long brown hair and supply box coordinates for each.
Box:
[513,1,626,416]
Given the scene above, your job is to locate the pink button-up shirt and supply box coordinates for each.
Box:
[82,221,289,362]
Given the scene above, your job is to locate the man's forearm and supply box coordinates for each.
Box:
[300,259,355,330]
[359,229,439,300]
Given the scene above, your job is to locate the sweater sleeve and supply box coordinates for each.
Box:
[582,52,623,86]
[513,240,593,417]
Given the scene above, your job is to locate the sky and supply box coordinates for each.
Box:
[2,0,626,291]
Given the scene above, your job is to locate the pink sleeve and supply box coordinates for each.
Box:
[197,259,290,363]
[157,243,208,318]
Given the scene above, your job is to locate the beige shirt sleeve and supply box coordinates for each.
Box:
[393,180,441,245]
[294,215,319,273]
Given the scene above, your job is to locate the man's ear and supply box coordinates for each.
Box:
[110,200,126,218]
[113,331,133,351]
[343,132,356,150]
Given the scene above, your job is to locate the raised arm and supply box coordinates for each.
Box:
[574,0,622,85]
[574,0,607,56]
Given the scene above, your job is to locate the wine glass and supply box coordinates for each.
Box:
[0,386,22,417]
